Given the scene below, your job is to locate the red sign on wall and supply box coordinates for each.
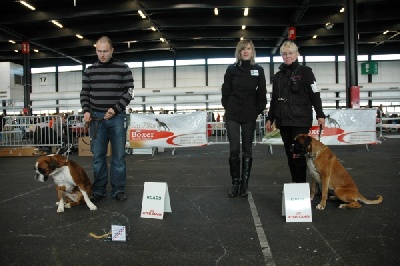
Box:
[288,27,296,40]
[22,42,30,54]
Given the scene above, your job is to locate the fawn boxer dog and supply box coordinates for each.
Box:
[291,134,383,210]
[34,154,97,213]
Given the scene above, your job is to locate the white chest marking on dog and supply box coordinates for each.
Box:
[307,158,321,183]
[50,166,77,192]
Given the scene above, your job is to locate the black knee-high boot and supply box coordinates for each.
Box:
[228,157,241,198]
[239,156,253,197]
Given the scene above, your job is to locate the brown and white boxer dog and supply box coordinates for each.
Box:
[291,134,383,210]
[34,154,97,213]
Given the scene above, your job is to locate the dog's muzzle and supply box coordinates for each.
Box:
[290,142,308,159]
[34,172,48,182]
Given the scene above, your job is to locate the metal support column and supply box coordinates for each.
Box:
[23,42,32,115]
[344,0,358,108]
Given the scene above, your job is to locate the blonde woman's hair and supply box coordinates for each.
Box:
[280,40,300,56]
[235,39,256,65]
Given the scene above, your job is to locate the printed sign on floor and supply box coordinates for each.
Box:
[282,183,312,222]
[141,182,172,220]
[111,225,126,242]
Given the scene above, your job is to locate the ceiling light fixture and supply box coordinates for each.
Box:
[244,8,248,16]
[50,20,63,28]
[214,8,218,15]
[240,37,244,40]
[138,10,146,19]
[325,22,334,30]
[383,30,389,34]
[127,41,137,48]
[340,7,345,13]
[160,37,166,42]
[76,34,83,39]
[242,25,246,30]
[151,26,156,31]
[34,49,39,52]
[14,50,18,53]
[19,1,36,11]
[9,40,16,44]
[313,35,317,39]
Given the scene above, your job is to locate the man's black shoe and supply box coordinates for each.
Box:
[115,192,127,202]
[91,194,103,202]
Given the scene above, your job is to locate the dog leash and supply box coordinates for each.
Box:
[90,116,104,140]
[318,123,322,140]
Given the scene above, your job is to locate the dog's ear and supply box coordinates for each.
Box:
[304,136,312,149]
[48,158,58,170]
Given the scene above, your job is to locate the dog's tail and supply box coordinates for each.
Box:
[358,194,383,204]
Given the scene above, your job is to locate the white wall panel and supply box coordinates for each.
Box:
[25,60,400,113]
[145,67,173,88]
[208,65,228,86]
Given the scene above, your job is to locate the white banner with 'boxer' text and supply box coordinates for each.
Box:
[262,109,377,145]
[127,111,207,148]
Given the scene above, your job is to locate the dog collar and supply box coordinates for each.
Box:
[307,144,326,160]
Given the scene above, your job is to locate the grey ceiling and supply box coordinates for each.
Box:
[0,0,399,68]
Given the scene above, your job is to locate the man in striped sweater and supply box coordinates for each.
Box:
[80,36,133,202]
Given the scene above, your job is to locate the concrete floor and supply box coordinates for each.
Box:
[0,133,399,266]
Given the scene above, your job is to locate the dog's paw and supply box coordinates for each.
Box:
[88,203,97,211]
[64,203,71,208]
[338,204,347,209]
[316,204,325,210]
[55,202,60,206]
[57,207,65,213]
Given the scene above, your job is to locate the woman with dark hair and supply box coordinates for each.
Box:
[221,39,267,198]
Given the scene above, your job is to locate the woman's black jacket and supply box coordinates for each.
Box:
[267,60,325,128]
[221,60,267,123]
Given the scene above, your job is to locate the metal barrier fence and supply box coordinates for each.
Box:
[0,115,65,153]
[376,109,400,139]
[66,114,89,152]
[206,119,265,145]
[1,114,267,155]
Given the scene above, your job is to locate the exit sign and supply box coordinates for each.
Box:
[361,61,378,75]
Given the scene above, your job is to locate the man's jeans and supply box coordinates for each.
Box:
[90,111,127,197]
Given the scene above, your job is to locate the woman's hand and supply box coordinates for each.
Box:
[265,120,272,132]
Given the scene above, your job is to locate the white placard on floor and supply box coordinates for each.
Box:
[111,225,126,242]
[282,183,312,222]
[141,182,172,220]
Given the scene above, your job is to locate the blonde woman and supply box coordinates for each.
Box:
[221,39,267,198]
[266,41,325,183]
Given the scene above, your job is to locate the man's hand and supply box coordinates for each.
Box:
[83,112,91,123]
[104,108,115,120]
